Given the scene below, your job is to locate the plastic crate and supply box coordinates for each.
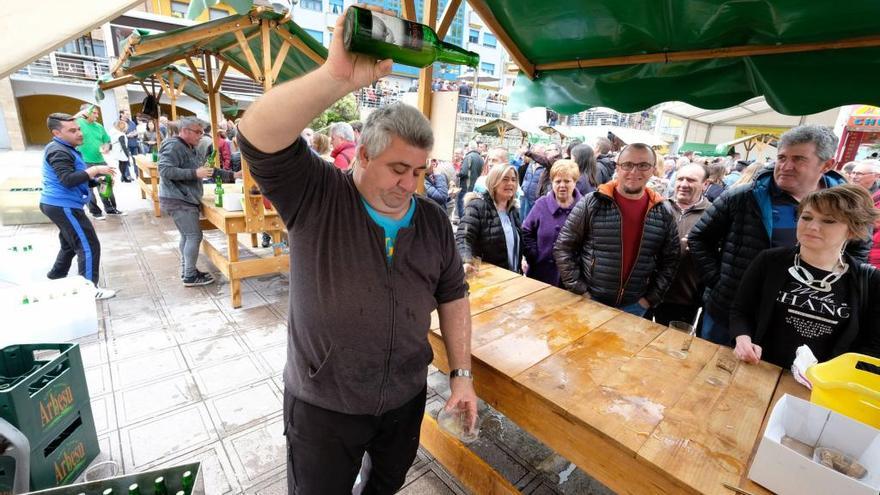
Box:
[0,455,15,495]
[0,344,93,447]
[806,352,880,429]
[29,461,204,495]
[28,410,99,490]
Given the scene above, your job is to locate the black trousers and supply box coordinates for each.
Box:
[284,386,426,495]
[39,203,101,285]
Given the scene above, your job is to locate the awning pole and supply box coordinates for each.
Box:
[204,52,220,160]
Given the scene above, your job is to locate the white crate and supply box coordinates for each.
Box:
[0,276,97,347]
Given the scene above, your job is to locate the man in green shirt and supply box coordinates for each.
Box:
[75,104,123,218]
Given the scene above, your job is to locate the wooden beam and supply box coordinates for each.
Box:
[184,56,208,92]
[176,76,187,96]
[98,74,136,90]
[536,34,880,71]
[214,61,229,93]
[416,0,438,120]
[215,53,256,81]
[133,16,250,56]
[419,415,519,495]
[155,72,172,97]
[235,29,263,82]
[466,0,535,78]
[261,19,272,92]
[274,27,326,65]
[402,0,417,21]
[436,0,462,39]
[119,52,188,79]
[138,80,152,96]
[270,41,291,86]
[219,30,261,54]
[204,53,220,159]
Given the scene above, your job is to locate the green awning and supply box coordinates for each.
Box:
[485,1,880,115]
[678,143,729,157]
[114,8,326,87]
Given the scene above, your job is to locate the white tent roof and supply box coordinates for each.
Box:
[557,125,668,147]
[659,96,806,127]
[0,0,142,79]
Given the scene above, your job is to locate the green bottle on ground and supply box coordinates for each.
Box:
[181,470,194,492]
[154,476,168,495]
[214,175,224,208]
[343,6,479,68]
[128,483,141,495]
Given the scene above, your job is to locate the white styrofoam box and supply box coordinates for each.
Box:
[0,237,51,285]
[0,276,98,347]
[222,193,244,211]
[749,394,880,495]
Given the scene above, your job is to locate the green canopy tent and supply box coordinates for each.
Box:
[99,6,327,233]
[97,65,239,120]
[473,118,553,144]
[678,143,729,157]
[463,1,880,115]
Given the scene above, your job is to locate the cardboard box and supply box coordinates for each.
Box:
[748,394,880,495]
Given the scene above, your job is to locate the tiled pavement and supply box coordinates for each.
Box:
[0,172,615,494]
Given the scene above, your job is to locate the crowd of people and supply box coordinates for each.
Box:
[413,125,880,371]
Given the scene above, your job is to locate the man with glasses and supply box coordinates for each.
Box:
[554,143,680,316]
[849,160,880,268]
[158,117,239,287]
[689,125,869,345]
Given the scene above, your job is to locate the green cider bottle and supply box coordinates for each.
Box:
[343,6,479,68]
[154,476,168,495]
[214,175,224,208]
[128,483,141,495]
[99,174,113,199]
[181,470,194,492]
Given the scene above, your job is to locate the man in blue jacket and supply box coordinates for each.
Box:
[689,125,870,345]
[39,113,117,300]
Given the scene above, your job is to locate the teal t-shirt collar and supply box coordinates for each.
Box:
[361,197,416,263]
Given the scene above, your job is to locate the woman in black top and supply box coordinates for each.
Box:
[731,184,880,367]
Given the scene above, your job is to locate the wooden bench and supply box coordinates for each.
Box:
[134,155,160,217]
[423,265,807,495]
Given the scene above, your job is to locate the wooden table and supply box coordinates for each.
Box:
[424,265,809,495]
[198,197,288,308]
[134,155,160,217]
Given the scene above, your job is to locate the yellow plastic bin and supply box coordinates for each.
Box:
[806,353,880,429]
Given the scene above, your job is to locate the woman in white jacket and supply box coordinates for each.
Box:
[107,120,133,182]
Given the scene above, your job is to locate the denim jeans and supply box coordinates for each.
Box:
[166,204,203,278]
[617,301,649,318]
[701,311,732,346]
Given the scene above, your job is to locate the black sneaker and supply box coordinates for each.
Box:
[106,209,126,216]
[261,233,272,248]
[183,272,215,287]
[181,270,213,281]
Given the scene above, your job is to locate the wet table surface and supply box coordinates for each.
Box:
[428,265,807,495]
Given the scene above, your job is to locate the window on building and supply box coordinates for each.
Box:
[305,29,323,44]
[170,1,188,18]
[329,0,344,14]
[301,0,322,11]
[209,8,228,20]
[481,62,495,75]
[468,29,479,44]
[483,33,496,48]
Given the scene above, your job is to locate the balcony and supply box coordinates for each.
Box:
[354,87,507,119]
[15,50,265,100]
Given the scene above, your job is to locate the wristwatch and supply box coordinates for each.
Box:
[449,369,473,379]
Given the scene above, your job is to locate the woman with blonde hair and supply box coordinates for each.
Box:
[732,184,880,366]
[456,164,521,274]
[311,133,333,162]
[522,159,581,286]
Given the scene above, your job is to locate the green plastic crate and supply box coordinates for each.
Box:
[0,344,91,447]
[29,407,99,491]
[0,456,14,495]
[29,461,204,495]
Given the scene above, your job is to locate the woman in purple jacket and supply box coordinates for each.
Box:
[522,160,582,287]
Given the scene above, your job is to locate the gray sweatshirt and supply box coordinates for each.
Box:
[158,136,231,206]
[241,133,467,416]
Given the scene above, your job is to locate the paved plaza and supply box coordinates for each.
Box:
[0,151,613,494]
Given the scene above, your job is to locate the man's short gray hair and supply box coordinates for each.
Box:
[329,122,355,142]
[779,125,839,162]
[361,103,433,158]
[179,116,206,130]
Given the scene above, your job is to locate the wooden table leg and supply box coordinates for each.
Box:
[251,233,258,248]
[227,233,241,308]
[272,230,282,256]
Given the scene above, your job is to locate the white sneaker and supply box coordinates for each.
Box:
[95,288,117,300]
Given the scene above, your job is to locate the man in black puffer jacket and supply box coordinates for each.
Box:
[689,125,871,346]
[554,144,680,315]
[594,136,616,185]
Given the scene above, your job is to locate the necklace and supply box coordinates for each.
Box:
[787,253,848,292]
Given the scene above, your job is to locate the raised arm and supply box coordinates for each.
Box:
[237,5,393,153]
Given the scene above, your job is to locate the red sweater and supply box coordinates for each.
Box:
[613,189,649,282]
[331,141,356,170]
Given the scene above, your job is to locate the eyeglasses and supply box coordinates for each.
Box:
[184,128,205,136]
[618,161,654,172]
[851,171,878,177]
